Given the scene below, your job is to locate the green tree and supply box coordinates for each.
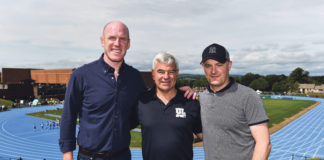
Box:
[177,78,194,87]
[310,76,324,85]
[264,74,288,91]
[289,67,310,83]
[240,73,261,86]
[272,80,289,93]
[249,77,269,91]
[272,82,281,93]
[192,77,208,87]
[233,76,241,83]
[291,81,300,92]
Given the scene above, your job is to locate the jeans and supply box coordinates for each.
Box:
[77,149,131,160]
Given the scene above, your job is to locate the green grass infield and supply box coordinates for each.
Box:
[263,99,316,128]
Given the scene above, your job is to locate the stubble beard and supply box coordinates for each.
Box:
[104,52,124,64]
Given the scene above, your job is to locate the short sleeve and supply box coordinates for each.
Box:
[244,92,269,126]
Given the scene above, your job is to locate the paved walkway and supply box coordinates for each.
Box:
[0,96,323,159]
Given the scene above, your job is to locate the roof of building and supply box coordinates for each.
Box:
[315,85,324,90]
[299,84,315,89]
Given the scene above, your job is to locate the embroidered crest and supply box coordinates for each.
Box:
[209,46,217,54]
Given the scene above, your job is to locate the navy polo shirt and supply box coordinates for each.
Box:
[138,88,202,160]
[59,54,146,153]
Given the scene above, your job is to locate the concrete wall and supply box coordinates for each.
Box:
[1,68,154,101]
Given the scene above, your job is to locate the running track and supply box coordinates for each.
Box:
[0,96,323,160]
[269,96,324,160]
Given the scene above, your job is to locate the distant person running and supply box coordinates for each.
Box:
[56,120,60,128]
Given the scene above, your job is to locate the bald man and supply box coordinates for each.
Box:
[59,21,145,160]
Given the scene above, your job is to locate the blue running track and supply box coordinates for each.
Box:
[269,96,324,160]
[0,105,203,160]
[0,96,323,160]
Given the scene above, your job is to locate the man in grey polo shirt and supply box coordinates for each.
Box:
[199,43,271,160]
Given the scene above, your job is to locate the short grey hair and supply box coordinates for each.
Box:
[152,52,179,70]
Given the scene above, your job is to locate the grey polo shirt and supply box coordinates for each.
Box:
[199,79,269,160]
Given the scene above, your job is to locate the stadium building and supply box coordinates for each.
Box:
[0,68,153,102]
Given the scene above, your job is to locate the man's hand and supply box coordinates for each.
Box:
[179,86,198,100]
[63,151,73,160]
[196,133,203,140]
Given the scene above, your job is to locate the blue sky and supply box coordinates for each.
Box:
[1,0,324,75]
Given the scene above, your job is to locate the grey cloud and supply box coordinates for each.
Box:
[10,59,86,70]
[264,43,280,50]
[105,0,216,18]
[281,44,305,52]
[241,46,269,52]
[2,0,324,77]
[125,50,156,71]
[312,41,324,45]
[230,42,324,75]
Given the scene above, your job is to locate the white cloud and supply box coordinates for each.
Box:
[1,0,324,76]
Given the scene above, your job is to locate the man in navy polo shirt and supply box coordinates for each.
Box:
[137,52,202,160]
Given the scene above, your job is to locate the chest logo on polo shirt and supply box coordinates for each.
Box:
[175,108,186,118]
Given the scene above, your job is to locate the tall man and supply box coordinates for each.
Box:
[59,21,194,160]
[137,52,202,160]
[59,21,145,160]
[199,43,271,160]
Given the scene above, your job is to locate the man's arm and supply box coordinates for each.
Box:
[130,101,139,130]
[63,152,73,160]
[59,71,82,156]
[250,122,271,160]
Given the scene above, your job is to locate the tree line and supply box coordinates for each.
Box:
[177,67,324,93]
